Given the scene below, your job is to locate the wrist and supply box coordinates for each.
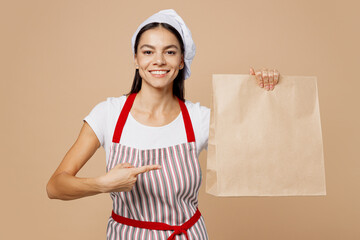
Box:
[92,176,107,193]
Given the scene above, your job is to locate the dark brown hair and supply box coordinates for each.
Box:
[128,22,185,101]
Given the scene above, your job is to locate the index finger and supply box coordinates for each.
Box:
[255,70,263,88]
[132,165,162,176]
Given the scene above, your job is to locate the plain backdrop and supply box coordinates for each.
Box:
[1,0,359,239]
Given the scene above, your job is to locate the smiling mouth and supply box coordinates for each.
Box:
[149,70,170,78]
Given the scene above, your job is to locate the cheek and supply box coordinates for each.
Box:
[138,70,147,80]
[166,57,182,68]
[138,58,150,68]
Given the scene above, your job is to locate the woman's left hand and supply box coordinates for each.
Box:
[250,67,280,91]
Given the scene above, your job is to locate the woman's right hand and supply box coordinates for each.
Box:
[46,121,161,200]
[97,163,162,193]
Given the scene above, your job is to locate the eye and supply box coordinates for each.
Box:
[166,51,176,55]
[143,50,152,55]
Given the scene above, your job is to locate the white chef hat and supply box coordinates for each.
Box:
[131,9,196,80]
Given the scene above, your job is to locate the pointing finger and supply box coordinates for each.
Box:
[133,165,162,176]
[116,163,134,168]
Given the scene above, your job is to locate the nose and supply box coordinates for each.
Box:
[154,52,166,65]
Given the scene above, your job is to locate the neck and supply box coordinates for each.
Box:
[134,86,178,114]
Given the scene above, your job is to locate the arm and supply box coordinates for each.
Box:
[46,122,103,200]
[46,122,161,200]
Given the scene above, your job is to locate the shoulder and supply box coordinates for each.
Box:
[83,95,127,147]
[84,95,127,124]
[184,99,210,131]
[104,95,127,109]
[184,99,210,122]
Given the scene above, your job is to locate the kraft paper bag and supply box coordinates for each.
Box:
[206,74,326,196]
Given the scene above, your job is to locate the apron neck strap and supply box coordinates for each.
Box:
[112,93,195,143]
[178,96,195,143]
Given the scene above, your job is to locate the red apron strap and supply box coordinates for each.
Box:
[178,98,196,143]
[112,93,137,143]
[111,208,201,240]
[112,93,196,143]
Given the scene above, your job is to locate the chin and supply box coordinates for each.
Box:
[151,82,172,90]
[143,78,174,90]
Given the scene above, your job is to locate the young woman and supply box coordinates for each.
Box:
[47,9,280,240]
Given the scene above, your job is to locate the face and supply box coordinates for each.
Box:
[134,27,184,91]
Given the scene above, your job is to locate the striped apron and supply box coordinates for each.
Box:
[106,93,209,240]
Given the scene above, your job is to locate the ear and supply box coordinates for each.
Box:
[134,54,138,69]
[180,55,185,70]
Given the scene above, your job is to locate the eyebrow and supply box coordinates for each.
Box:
[139,44,179,50]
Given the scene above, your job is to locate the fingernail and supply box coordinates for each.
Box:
[260,83,264,88]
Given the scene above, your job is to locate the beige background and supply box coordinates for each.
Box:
[1,0,359,239]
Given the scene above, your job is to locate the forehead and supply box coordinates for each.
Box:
[138,27,180,48]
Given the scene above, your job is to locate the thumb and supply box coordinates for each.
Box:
[133,165,162,176]
[249,67,255,75]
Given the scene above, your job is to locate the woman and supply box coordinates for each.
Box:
[46,9,279,240]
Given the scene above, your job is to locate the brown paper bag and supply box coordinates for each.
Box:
[206,74,326,196]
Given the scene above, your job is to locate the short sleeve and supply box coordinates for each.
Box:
[186,100,210,155]
[83,100,108,148]
[198,105,210,152]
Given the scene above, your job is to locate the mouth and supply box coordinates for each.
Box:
[149,70,170,78]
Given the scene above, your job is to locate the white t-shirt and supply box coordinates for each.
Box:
[83,95,210,164]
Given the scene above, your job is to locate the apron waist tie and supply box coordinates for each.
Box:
[111,208,201,240]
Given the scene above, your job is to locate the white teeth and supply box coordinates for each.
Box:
[151,71,168,74]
